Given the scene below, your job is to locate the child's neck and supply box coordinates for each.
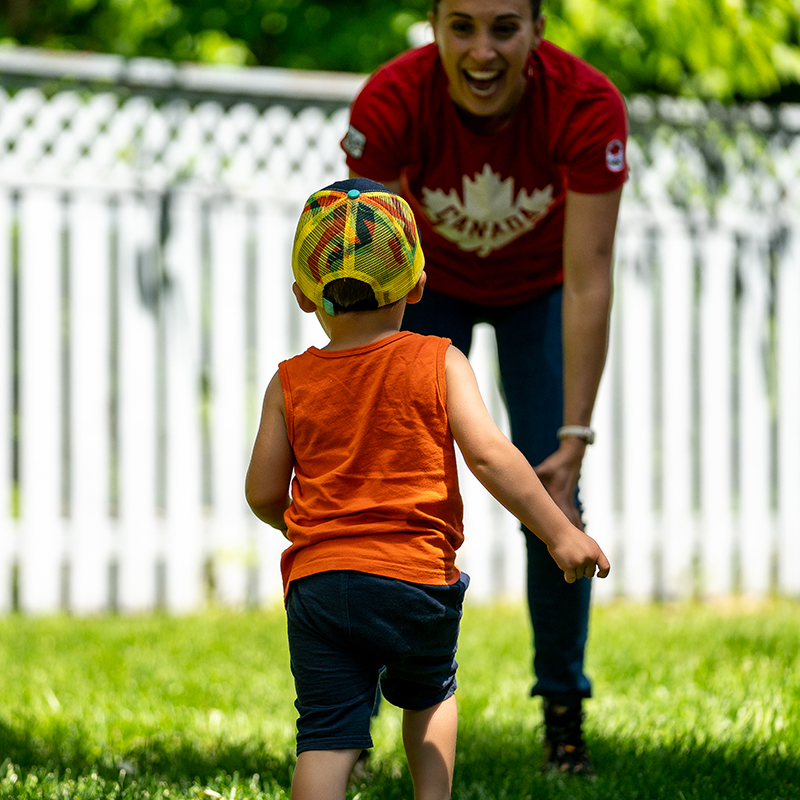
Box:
[320,304,406,351]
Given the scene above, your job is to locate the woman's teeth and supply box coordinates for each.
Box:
[465,70,500,96]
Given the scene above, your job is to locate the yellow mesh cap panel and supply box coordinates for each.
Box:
[292,185,425,309]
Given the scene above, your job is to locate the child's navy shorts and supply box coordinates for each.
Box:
[286,569,469,754]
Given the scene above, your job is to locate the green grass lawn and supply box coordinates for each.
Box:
[0,598,797,799]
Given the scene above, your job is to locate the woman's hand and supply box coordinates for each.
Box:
[534,438,586,530]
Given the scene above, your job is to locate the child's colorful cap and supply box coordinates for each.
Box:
[292,178,425,313]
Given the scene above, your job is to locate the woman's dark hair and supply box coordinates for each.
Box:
[430,0,543,18]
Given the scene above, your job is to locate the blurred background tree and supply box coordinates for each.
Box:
[0,0,798,102]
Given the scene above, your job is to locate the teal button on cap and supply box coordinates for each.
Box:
[347,189,360,199]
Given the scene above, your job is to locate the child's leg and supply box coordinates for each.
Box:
[402,694,458,800]
[291,748,361,800]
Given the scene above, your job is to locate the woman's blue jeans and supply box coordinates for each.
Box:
[403,286,592,703]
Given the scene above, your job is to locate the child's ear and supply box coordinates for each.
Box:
[406,271,427,305]
[292,282,318,314]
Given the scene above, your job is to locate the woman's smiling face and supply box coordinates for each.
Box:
[430,0,544,123]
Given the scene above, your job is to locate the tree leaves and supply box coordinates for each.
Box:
[545,0,800,101]
[0,0,797,101]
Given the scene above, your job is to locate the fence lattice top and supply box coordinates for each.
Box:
[1,46,799,221]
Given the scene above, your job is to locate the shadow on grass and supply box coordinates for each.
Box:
[0,717,101,775]
[453,723,800,800]
[1,717,798,800]
[0,717,295,788]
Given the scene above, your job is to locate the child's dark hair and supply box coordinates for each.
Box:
[323,278,379,313]
[430,0,543,17]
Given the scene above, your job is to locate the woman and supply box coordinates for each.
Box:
[343,0,627,776]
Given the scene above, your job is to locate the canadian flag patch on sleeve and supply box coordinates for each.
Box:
[605,139,625,173]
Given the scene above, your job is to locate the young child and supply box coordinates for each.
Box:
[245,177,610,800]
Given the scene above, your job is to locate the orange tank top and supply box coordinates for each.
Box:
[278,331,464,597]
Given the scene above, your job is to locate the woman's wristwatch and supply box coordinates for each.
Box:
[556,425,596,445]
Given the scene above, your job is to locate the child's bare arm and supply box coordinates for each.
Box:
[445,346,610,583]
[245,371,293,533]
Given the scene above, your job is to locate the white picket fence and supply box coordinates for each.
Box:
[1,47,799,613]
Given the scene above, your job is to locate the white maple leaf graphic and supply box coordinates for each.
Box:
[421,164,554,257]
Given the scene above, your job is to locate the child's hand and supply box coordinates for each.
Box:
[547,530,610,583]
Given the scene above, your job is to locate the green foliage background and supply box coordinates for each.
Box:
[0,0,798,102]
